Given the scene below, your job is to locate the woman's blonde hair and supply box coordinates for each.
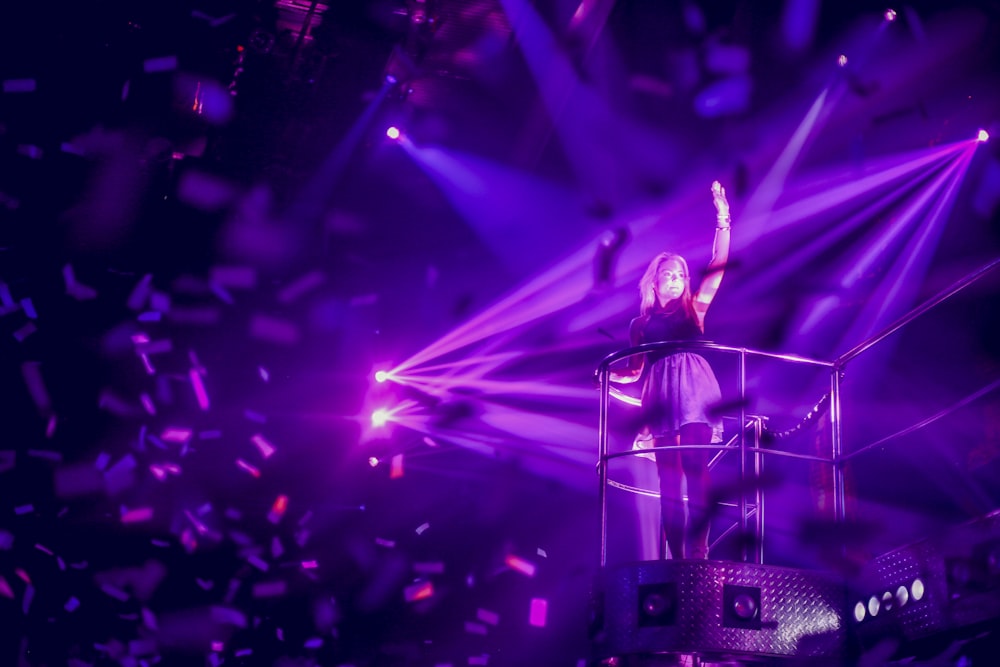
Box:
[638,252,696,319]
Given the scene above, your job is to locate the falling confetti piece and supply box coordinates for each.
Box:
[301,560,318,569]
[303,637,324,649]
[390,453,404,479]
[403,580,434,602]
[252,581,286,598]
[504,554,537,577]
[236,459,260,477]
[190,368,211,410]
[277,270,325,303]
[464,622,487,635]
[414,562,445,575]
[477,609,499,625]
[3,78,36,92]
[267,495,288,523]
[416,522,430,535]
[121,507,154,523]
[143,55,179,73]
[251,433,276,458]
[529,598,548,627]
[65,596,80,612]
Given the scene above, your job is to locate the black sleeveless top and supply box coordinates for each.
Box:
[636,308,703,365]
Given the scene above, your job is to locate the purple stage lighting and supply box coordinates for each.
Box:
[977,128,990,143]
[386,126,401,140]
[884,8,897,22]
[837,54,848,67]
[374,370,389,383]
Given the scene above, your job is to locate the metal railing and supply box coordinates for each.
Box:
[594,256,1000,568]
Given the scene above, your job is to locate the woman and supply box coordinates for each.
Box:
[611,181,731,559]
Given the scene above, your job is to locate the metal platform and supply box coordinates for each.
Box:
[591,559,846,665]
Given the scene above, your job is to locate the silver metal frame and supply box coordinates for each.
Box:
[595,255,1000,568]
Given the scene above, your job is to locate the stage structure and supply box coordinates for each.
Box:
[591,258,1000,666]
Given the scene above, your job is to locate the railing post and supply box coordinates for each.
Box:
[753,416,764,564]
[738,348,748,562]
[831,365,846,524]
[598,366,610,568]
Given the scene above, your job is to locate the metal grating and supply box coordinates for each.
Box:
[594,560,846,661]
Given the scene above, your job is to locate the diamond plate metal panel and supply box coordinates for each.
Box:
[593,560,846,661]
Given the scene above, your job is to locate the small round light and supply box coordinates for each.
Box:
[368,456,379,467]
[868,595,880,617]
[895,585,909,607]
[374,370,389,383]
[837,54,848,67]
[911,578,925,601]
[853,601,866,623]
[881,590,894,611]
[733,593,758,620]
[884,9,897,22]
[386,126,401,140]
[977,129,989,143]
[641,592,673,618]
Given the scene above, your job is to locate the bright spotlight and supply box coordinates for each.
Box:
[911,578,925,601]
[977,128,989,143]
[374,370,389,383]
[386,126,401,140]
[853,601,866,623]
[867,595,880,617]
[837,54,848,67]
[371,408,391,427]
[368,456,380,467]
[884,9,897,22]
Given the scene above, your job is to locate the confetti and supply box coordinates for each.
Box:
[16,144,43,160]
[190,368,210,410]
[251,433,275,458]
[34,543,54,556]
[12,322,36,342]
[127,274,154,311]
[301,560,318,569]
[267,495,288,524]
[504,554,537,577]
[161,428,192,443]
[0,450,14,474]
[244,410,267,424]
[140,393,156,415]
[529,598,548,627]
[476,609,499,625]
[14,504,34,515]
[143,55,179,73]
[3,78,36,92]
[464,622,487,635]
[0,576,13,599]
[403,580,433,602]
[249,313,300,344]
[101,583,129,602]
[271,536,284,558]
[63,264,97,300]
[246,554,269,572]
[65,596,81,612]
[390,453,404,479]
[21,361,52,414]
[121,507,154,524]
[20,298,37,319]
[210,265,256,289]
[252,581,286,598]
[468,656,489,666]
[277,270,326,303]
[416,522,430,535]
[23,585,35,614]
[236,459,260,478]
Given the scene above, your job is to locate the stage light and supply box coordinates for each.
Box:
[895,585,909,607]
[853,601,866,622]
[837,54,848,67]
[977,129,989,143]
[911,578,925,601]
[371,408,391,427]
[867,595,880,617]
[723,584,761,629]
[368,456,379,467]
[374,370,389,383]
[884,9,897,22]
[386,126,401,140]
[637,582,677,627]
[881,590,894,611]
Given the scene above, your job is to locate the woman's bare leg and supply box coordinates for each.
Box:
[654,439,685,559]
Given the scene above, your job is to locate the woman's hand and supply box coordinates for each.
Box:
[711,180,729,217]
